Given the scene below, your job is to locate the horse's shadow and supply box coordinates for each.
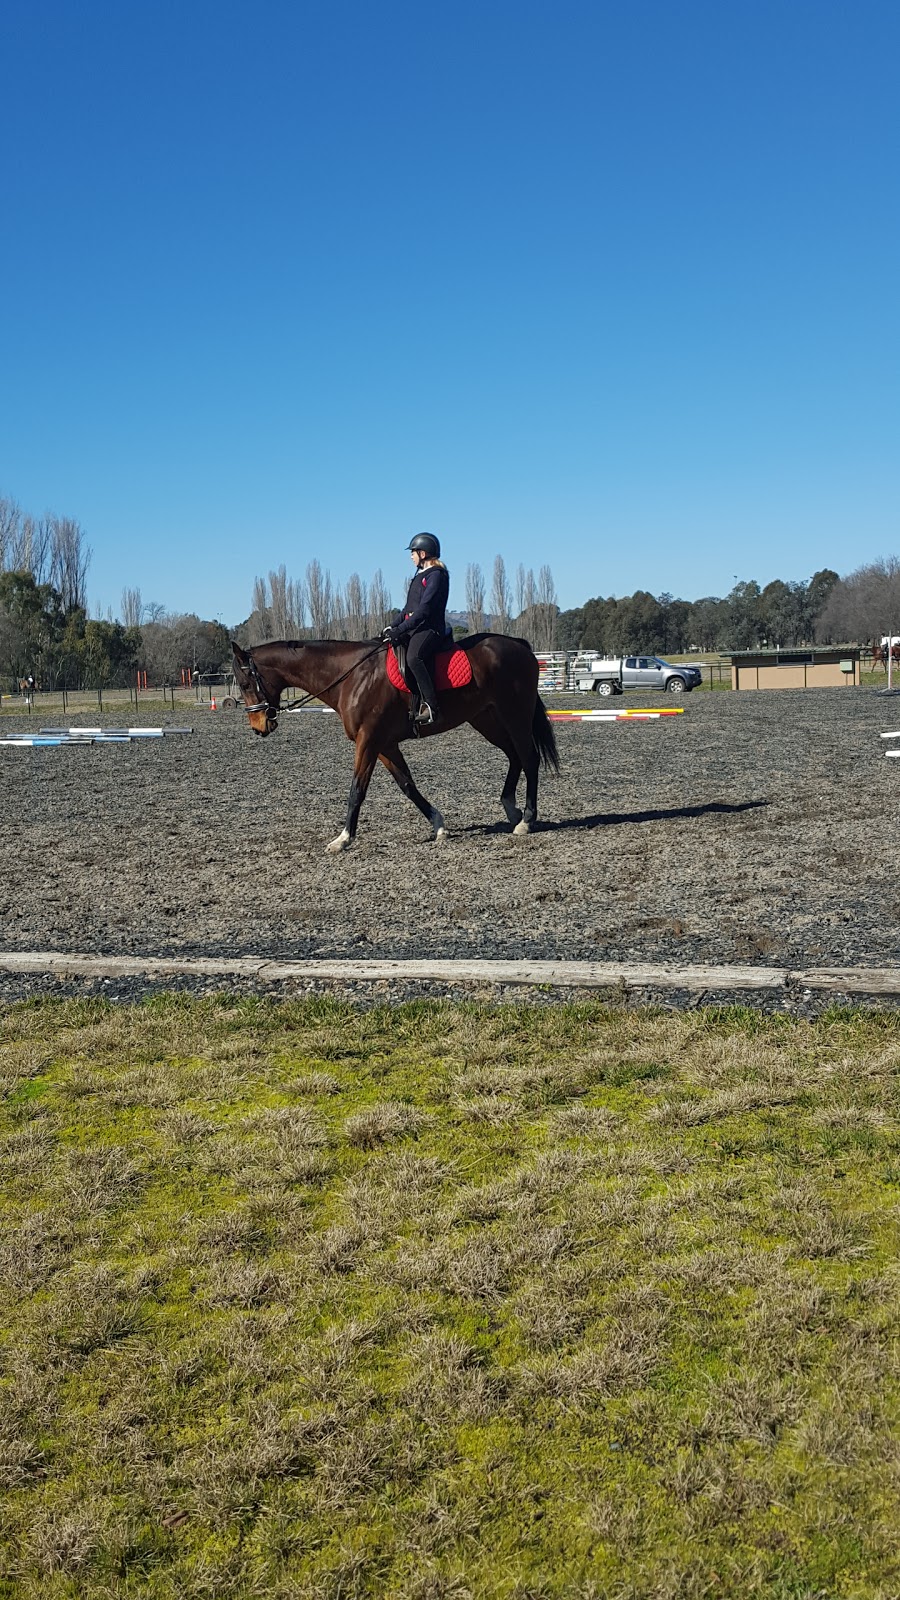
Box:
[455,799,768,838]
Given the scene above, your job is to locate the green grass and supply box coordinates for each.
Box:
[2,995,900,1598]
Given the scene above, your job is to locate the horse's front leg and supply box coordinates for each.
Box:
[378,745,447,840]
[326,738,378,853]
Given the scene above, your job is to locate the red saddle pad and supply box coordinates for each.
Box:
[387,645,473,694]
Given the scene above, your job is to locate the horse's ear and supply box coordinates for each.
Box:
[232,641,248,664]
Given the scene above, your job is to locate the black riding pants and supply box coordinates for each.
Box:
[405,628,441,707]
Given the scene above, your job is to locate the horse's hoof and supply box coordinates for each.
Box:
[513,820,531,836]
[435,826,448,842]
[325,830,351,854]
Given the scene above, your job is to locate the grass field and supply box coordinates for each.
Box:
[2,995,900,1598]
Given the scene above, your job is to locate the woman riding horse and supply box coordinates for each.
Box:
[231,547,559,852]
[381,533,449,726]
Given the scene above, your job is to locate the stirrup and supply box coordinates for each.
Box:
[416,702,439,725]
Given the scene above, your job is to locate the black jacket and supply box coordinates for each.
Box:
[394,565,450,641]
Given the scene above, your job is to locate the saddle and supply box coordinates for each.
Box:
[386,643,473,696]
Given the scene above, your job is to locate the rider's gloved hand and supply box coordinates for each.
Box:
[381,626,400,645]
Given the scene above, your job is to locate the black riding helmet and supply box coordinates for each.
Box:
[407,532,441,559]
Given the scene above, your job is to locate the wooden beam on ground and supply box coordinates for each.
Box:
[0,951,899,996]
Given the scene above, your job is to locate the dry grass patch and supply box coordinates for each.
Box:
[2,995,900,1598]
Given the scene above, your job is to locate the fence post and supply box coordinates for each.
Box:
[98,685,103,714]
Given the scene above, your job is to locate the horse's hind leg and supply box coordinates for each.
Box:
[469,710,524,829]
[378,746,447,840]
[489,699,541,835]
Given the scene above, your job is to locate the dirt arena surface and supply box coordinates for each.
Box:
[1,687,897,986]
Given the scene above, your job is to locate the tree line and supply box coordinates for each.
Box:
[4,485,899,688]
[0,495,121,689]
[246,560,851,657]
[556,570,842,655]
[0,495,230,688]
[245,557,560,651]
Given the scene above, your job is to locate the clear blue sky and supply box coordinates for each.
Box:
[2,0,898,623]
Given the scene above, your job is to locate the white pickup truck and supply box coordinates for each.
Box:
[570,654,703,696]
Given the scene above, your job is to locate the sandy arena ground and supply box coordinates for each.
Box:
[0,686,896,987]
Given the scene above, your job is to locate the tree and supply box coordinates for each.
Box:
[514,566,537,644]
[0,497,21,571]
[0,570,66,682]
[490,555,511,634]
[685,597,728,650]
[759,580,796,646]
[816,558,900,644]
[465,562,485,634]
[533,565,559,651]
[120,587,143,628]
[555,606,584,650]
[368,569,392,633]
[725,580,762,650]
[77,619,141,688]
[49,516,91,610]
[306,560,333,637]
[343,573,368,639]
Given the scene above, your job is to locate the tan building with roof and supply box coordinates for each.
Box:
[729,649,860,690]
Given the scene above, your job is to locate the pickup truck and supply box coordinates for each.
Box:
[570,654,703,696]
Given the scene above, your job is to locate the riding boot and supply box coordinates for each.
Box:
[411,658,440,724]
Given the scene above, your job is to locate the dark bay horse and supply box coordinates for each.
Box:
[232,636,559,852]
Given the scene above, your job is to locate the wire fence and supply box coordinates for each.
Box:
[0,672,235,715]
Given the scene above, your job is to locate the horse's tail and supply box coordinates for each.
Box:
[532,696,560,773]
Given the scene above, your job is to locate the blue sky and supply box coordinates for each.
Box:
[2,0,898,623]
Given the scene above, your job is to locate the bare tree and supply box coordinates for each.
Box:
[514,565,537,644]
[490,555,511,634]
[7,513,52,583]
[514,563,527,622]
[0,496,22,571]
[344,572,368,638]
[251,575,271,636]
[50,516,91,610]
[817,557,900,644]
[268,565,292,638]
[306,559,333,637]
[286,575,306,634]
[465,562,486,634]
[120,587,143,628]
[534,564,558,651]
[368,569,392,633]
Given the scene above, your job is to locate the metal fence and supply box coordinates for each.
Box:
[0,672,236,715]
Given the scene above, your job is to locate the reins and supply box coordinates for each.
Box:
[240,642,387,721]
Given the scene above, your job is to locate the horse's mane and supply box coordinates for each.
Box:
[254,637,380,655]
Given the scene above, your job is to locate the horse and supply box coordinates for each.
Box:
[871,642,900,672]
[18,676,35,707]
[231,635,560,852]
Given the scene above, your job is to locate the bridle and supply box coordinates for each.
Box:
[239,652,277,717]
[237,643,387,727]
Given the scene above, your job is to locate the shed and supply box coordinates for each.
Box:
[728,649,860,691]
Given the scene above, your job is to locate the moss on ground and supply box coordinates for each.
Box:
[2,995,900,1598]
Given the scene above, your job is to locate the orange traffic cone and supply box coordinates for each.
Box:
[210,696,217,711]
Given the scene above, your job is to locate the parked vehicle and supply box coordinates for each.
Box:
[570,654,703,696]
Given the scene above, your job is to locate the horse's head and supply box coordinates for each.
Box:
[232,642,280,736]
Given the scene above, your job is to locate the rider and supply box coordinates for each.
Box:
[382,533,450,725]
